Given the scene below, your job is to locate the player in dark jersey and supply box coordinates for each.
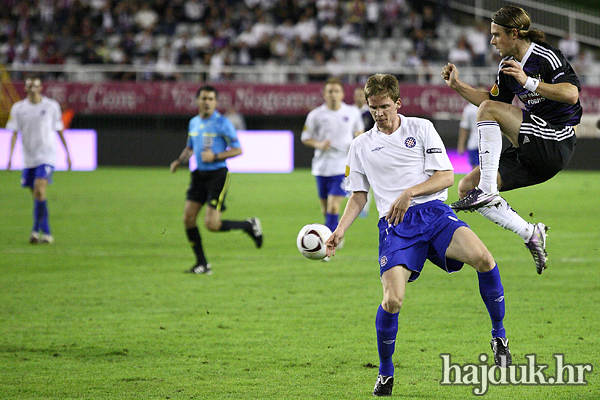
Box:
[441,6,582,275]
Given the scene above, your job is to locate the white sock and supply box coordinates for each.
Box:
[477,196,534,241]
[477,121,502,193]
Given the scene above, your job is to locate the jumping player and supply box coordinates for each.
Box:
[441,6,582,274]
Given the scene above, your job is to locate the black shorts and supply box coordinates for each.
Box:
[186,167,230,211]
[499,111,576,191]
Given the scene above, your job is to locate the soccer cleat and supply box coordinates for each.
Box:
[246,218,263,248]
[525,223,549,275]
[29,231,39,244]
[39,233,54,244]
[373,374,394,397]
[490,337,512,368]
[450,188,502,212]
[188,263,213,275]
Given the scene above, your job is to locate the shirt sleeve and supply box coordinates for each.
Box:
[300,110,315,142]
[52,100,64,132]
[5,103,19,132]
[490,61,516,104]
[344,139,370,192]
[186,118,194,148]
[423,121,453,174]
[222,118,241,148]
[544,50,581,90]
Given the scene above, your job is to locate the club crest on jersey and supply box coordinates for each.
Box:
[405,137,416,148]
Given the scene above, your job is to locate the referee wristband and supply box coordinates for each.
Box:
[523,77,540,92]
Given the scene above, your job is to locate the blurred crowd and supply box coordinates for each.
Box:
[0,0,596,83]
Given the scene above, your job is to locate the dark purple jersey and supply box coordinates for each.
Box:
[490,41,582,126]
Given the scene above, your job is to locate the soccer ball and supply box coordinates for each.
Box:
[297,224,332,260]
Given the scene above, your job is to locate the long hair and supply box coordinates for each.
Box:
[491,6,545,43]
[364,74,400,103]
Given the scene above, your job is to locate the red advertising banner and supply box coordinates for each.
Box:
[9,82,600,117]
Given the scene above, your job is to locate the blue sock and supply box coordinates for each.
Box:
[36,200,50,234]
[376,305,399,377]
[325,213,338,232]
[478,264,505,338]
[33,200,43,232]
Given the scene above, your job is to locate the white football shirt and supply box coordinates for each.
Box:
[301,102,364,176]
[6,96,64,168]
[346,114,453,219]
[459,103,479,151]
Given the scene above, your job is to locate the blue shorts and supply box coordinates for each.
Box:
[21,165,54,188]
[315,175,347,199]
[467,149,479,167]
[377,200,469,281]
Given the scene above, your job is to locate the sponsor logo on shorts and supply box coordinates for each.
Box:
[380,256,388,267]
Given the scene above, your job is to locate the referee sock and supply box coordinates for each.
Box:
[220,220,252,233]
[376,305,399,377]
[186,227,207,266]
[477,121,502,193]
[325,213,338,232]
[478,264,506,338]
[477,197,534,241]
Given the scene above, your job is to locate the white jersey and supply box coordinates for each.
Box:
[459,103,479,151]
[301,102,364,176]
[6,96,64,168]
[345,114,453,219]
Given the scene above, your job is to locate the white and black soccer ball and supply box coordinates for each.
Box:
[296,224,332,260]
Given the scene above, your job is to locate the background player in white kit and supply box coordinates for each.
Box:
[457,101,480,170]
[325,74,510,396]
[301,78,364,233]
[6,76,71,244]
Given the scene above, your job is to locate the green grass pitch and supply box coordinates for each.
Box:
[0,168,598,399]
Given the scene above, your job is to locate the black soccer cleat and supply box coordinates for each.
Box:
[373,374,394,397]
[490,337,512,368]
[246,217,263,248]
[187,263,213,275]
[451,188,502,212]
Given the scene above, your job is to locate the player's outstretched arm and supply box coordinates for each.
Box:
[441,63,489,106]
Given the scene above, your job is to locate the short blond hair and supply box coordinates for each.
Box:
[364,74,400,102]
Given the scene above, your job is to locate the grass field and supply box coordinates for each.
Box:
[0,168,598,399]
